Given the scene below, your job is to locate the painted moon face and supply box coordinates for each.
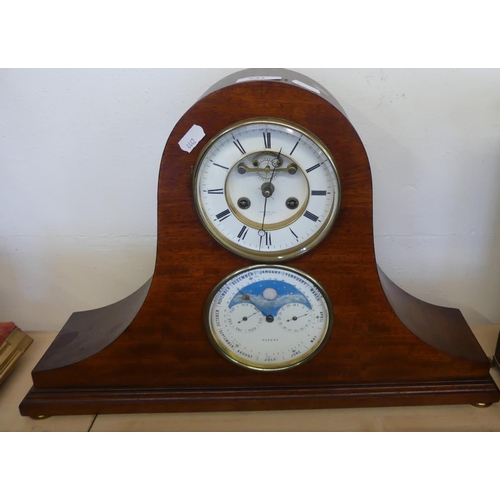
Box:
[263,287,278,300]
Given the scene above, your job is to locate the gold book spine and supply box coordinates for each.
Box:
[0,328,33,384]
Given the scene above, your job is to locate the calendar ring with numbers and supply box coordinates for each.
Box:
[205,265,333,371]
[193,118,341,261]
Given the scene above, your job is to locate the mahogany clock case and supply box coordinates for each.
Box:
[19,69,499,417]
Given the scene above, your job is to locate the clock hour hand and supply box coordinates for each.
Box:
[237,310,260,324]
[273,147,282,168]
[287,313,309,322]
[236,289,267,316]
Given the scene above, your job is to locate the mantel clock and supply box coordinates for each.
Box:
[20,69,499,417]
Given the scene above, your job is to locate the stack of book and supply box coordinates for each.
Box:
[0,322,33,384]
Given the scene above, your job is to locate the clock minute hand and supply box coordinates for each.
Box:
[258,149,281,249]
[258,196,270,251]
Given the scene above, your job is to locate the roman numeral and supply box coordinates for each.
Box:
[311,190,327,196]
[289,228,299,240]
[207,188,224,194]
[263,132,271,149]
[215,209,231,222]
[237,225,249,240]
[306,163,321,174]
[304,210,319,223]
[233,139,246,154]
[259,231,272,248]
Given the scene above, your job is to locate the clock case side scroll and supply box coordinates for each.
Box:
[20,69,499,417]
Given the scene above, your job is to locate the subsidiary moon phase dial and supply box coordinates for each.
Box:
[194,118,341,261]
[205,265,333,371]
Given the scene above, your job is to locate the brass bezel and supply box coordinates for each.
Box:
[204,264,334,372]
[192,117,341,262]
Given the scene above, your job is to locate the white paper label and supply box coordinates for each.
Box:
[292,79,321,95]
[178,124,205,153]
[236,76,282,83]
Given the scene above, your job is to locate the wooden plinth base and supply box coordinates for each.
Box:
[20,378,499,417]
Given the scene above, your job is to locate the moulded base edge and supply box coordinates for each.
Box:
[19,377,500,417]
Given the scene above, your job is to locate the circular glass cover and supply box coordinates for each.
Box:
[193,118,341,261]
[205,265,333,371]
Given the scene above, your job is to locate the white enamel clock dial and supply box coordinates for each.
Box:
[205,265,332,371]
[193,118,341,261]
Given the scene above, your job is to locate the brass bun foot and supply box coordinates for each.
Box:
[471,402,493,408]
[30,415,50,420]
